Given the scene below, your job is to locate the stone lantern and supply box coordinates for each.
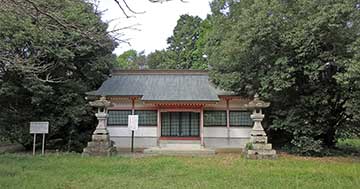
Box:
[82,96,116,156]
[245,94,276,159]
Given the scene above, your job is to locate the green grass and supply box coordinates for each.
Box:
[0,154,359,189]
[337,138,360,153]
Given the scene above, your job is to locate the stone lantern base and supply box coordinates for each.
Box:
[246,142,277,159]
[245,111,277,159]
[82,133,116,156]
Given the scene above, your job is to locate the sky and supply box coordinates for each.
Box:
[98,0,212,55]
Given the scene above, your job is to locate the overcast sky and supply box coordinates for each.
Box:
[98,0,212,55]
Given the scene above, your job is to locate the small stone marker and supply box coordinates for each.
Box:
[30,121,49,156]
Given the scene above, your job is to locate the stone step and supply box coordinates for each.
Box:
[86,141,112,148]
[252,143,272,150]
[159,140,202,149]
[246,149,277,159]
[144,147,215,156]
[159,140,201,144]
[159,143,202,149]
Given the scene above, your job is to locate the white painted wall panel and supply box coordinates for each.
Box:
[108,126,157,137]
[204,127,228,138]
[230,127,251,138]
[204,127,251,138]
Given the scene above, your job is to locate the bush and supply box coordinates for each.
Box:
[290,136,324,156]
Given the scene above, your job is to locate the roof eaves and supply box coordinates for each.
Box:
[111,69,209,75]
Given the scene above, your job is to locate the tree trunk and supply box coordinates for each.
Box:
[323,127,336,148]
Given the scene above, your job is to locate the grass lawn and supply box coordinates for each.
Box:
[0,153,359,189]
[337,138,360,155]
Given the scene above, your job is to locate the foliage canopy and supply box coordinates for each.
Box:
[206,0,360,155]
[0,0,116,151]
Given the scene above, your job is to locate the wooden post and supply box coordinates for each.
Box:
[33,134,36,156]
[157,108,161,146]
[200,107,204,146]
[131,97,135,152]
[131,98,135,115]
[226,98,230,145]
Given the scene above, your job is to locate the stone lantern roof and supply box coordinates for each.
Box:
[89,96,111,108]
[245,93,270,109]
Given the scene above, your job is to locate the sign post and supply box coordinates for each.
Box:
[128,115,138,153]
[33,133,36,156]
[30,122,49,156]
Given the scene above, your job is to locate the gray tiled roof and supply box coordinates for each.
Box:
[87,70,225,102]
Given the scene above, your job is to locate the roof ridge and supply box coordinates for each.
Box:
[111,69,208,75]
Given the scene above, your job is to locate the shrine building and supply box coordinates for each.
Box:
[86,69,260,151]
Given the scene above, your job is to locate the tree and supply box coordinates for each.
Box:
[146,50,174,69]
[115,49,138,69]
[206,0,360,155]
[146,14,212,70]
[165,14,208,69]
[115,49,147,69]
[0,0,117,151]
[336,37,360,138]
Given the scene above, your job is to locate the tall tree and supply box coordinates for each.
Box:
[115,49,147,69]
[146,50,175,69]
[0,0,117,151]
[206,0,360,155]
[166,14,207,69]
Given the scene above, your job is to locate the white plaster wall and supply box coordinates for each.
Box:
[230,127,252,138]
[111,137,157,148]
[204,127,227,138]
[109,127,251,139]
[204,127,251,138]
[108,126,157,137]
[204,138,250,148]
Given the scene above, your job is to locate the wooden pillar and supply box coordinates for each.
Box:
[157,108,161,146]
[131,98,135,115]
[226,98,230,145]
[200,107,204,146]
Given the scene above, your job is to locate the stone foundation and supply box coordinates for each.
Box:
[246,149,277,159]
[82,134,116,156]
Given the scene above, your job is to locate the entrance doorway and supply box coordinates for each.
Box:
[161,112,200,137]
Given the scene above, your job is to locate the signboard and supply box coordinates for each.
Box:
[30,121,49,156]
[128,115,138,131]
[30,122,49,134]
